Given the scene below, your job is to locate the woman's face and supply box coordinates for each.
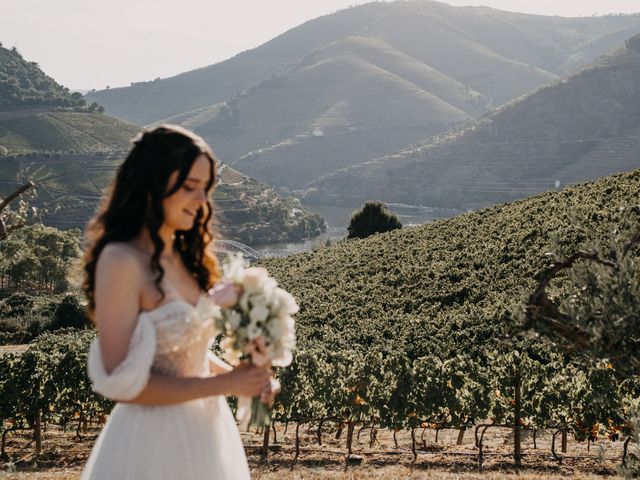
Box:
[162,153,212,232]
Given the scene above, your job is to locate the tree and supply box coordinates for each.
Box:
[0,181,35,240]
[522,207,640,380]
[347,201,402,239]
[50,295,89,330]
[9,254,40,288]
[522,207,640,476]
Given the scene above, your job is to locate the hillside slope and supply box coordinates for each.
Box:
[262,169,640,355]
[86,2,640,126]
[0,49,326,245]
[199,46,468,187]
[0,45,87,111]
[0,153,325,245]
[0,111,138,154]
[309,33,640,208]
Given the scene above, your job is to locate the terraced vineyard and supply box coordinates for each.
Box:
[2,170,640,477]
[0,154,325,245]
[0,112,137,154]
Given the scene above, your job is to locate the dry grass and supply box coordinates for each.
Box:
[0,468,619,479]
[0,423,628,479]
[0,345,28,356]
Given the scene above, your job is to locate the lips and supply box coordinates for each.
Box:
[183,208,196,217]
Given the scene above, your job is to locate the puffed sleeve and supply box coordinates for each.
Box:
[87,315,156,401]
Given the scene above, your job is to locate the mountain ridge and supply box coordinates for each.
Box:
[85,1,640,125]
[306,32,640,208]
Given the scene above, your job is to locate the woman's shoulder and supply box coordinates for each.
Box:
[97,242,146,277]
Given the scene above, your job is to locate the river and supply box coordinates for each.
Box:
[252,204,464,258]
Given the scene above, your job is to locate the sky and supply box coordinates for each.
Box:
[3,0,640,91]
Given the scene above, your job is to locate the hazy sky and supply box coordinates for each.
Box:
[3,0,640,91]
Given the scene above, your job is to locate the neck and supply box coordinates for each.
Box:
[133,225,176,259]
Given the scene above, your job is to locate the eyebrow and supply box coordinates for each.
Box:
[185,177,203,183]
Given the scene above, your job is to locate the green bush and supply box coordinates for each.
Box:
[347,201,402,239]
[49,295,89,331]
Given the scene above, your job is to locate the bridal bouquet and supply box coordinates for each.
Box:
[208,253,298,430]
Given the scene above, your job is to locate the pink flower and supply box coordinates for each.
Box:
[243,336,270,367]
[208,280,241,309]
[243,267,269,293]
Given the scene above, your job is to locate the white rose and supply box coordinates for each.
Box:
[251,293,269,309]
[272,347,293,367]
[268,315,294,339]
[273,288,299,316]
[225,310,242,330]
[247,322,262,340]
[281,330,296,350]
[262,278,277,302]
[224,253,246,283]
[249,303,269,325]
[239,291,250,312]
[267,317,285,339]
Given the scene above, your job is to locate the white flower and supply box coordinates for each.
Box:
[249,304,269,325]
[267,315,295,340]
[224,253,247,283]
[262,278,278,302]
[225,310,242,330]
[239,291,250,312]
[272,346,293,367]
[247,323,262,340]
[272,288,299,316]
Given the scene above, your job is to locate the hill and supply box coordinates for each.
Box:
[0,44,95,111]
[0,47,325,246]
[261,169,640,356]
[308,32,640,208]
[0,154,325,245]
[0,111,139,154]
[86,2,640,126]
[85,1,640,193]
[200,41,469,188]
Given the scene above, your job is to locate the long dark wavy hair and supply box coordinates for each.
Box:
[82,124,220,319]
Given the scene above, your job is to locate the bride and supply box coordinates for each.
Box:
[80,125,273,479]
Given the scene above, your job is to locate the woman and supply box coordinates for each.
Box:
[80,125,272,479]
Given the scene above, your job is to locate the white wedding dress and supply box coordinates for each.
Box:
[81,293,251,480]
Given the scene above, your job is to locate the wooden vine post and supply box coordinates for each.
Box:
[261,425,270,459]
[514,367,522,470]
[34,409,42,457]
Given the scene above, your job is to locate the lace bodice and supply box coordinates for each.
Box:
[147,296,218,377]
[87,294,221,401]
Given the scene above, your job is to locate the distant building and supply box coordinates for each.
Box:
[312,129,324,137]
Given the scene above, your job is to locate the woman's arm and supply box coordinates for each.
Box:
[122,366,270,406]
[209,353,233,375]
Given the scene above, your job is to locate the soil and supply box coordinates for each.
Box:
[0,421,631,479]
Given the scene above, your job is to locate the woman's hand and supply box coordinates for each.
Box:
[260,376,280,407]
[220,363,271,397]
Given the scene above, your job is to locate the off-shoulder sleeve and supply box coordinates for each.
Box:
[87,315,156,401]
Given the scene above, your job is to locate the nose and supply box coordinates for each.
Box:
[195,188,207,206]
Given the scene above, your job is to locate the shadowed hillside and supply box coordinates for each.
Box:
[0,48,326,246]
[0,111,138,154]
[0,154,325,245]
[262,168,640,355]
[84,2,640,194]
[308,33,640,209]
